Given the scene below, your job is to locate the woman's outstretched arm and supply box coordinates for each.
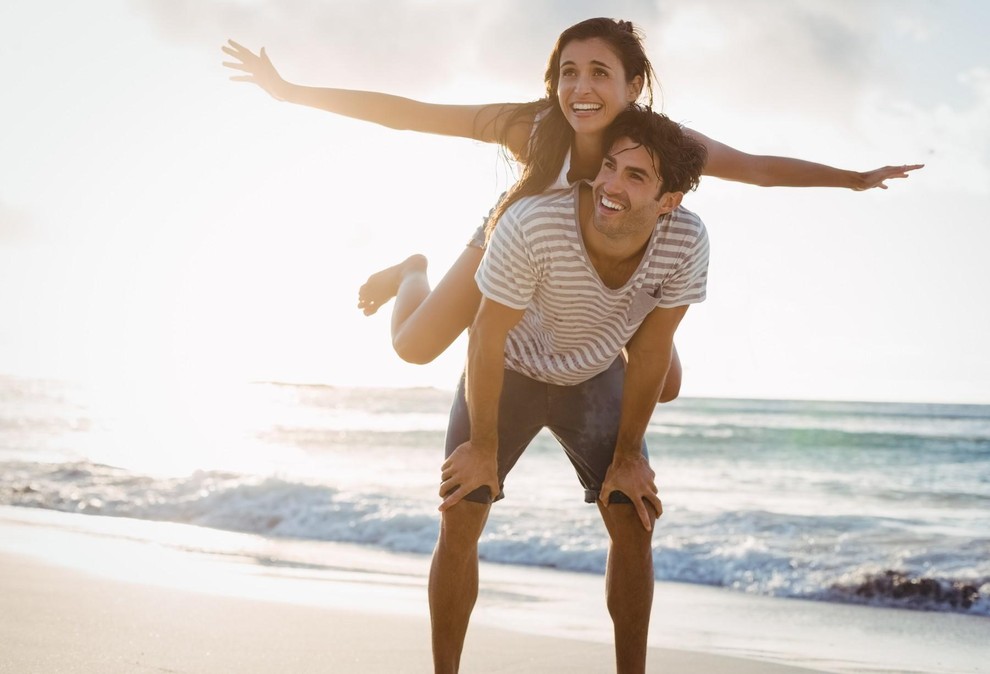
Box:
[222,40,532,156]
[686,128,924,191]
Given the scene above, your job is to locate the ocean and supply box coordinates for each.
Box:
[1,373,988,617]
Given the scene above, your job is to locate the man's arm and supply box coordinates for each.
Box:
[438,297,524,511]
[600,305,689,530]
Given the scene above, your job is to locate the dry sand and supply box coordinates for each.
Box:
[0,551,828,673]
[3,507,987,674]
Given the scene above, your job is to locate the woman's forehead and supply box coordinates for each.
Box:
[560,38,623,68]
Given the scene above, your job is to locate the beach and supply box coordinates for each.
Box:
[2,377,988,672]
[0,504,820,674]
[1,551,823,674]
[2,506,988,674]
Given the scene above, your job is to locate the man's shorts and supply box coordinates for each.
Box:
[444,357,648,505]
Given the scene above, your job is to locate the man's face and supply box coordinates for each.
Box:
[590,138,672,239]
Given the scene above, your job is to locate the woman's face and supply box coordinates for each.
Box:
[556,38,643,138]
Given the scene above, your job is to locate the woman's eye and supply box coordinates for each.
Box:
[594,69,609,77]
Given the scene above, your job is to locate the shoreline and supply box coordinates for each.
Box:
[2,506,987,673]
[0,550,830,674]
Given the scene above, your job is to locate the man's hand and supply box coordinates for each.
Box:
[599,454,662,531]
[438,441,500,512]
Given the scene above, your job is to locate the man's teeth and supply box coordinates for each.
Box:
[601,196,624,211]
[573,103,602,111]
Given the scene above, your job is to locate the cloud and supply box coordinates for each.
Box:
[0,202,43,246]
[644,0,901,124]
[135,0,470,89]
[468,1,663,90]
[133,0,988,192]
[862,65,990,195]
[134,0,660,93]
[134,0,987,111]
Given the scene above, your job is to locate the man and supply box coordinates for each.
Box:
[431,106,710,674]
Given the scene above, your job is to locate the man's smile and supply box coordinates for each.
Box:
[600,194,625,212]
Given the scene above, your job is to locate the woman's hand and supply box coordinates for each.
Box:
[222,40,288,101]
[850,164,925,190]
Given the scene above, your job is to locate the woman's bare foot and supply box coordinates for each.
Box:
[357,254,428,316]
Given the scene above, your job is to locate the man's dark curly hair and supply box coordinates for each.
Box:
[602,105,708,197]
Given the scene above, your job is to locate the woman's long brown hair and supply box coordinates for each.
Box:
[485,18,657,239]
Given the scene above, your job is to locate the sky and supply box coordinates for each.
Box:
[1,0,988,404]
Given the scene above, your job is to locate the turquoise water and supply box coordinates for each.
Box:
[1,375,988,615]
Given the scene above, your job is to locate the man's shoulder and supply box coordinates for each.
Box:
[659,205,708,245]
[503,185,579,226]
[668,204,705,232]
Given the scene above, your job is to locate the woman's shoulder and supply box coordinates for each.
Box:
[464,102,538,160]
[502,100,554,163]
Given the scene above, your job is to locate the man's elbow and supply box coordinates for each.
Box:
[656,342,684,403]
[657,374,681,404]
[626,343,682,404]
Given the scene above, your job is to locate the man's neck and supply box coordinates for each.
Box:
[577,184,655,289]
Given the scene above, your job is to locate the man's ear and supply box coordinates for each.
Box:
[656,191,683,215]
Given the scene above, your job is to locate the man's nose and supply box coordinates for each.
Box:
[601,169,622,190]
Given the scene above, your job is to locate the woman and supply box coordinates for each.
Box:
[222,18,921,401]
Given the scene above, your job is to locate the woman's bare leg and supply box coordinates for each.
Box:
[358,247,484,365]
[357,253,428,316]
[358,248,680,377]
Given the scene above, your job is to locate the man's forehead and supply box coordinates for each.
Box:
[607,138,660,179]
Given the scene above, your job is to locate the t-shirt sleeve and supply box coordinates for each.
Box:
[656,220,710,308]
[474,207,538,311]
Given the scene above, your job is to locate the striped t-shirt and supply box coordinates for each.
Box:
[475,183,709,386]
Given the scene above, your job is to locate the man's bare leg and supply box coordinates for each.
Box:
[597,501,657,674]
[429,500,491,674]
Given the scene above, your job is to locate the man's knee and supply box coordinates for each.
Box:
[597,502,656,549]
[437,500,490,552]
